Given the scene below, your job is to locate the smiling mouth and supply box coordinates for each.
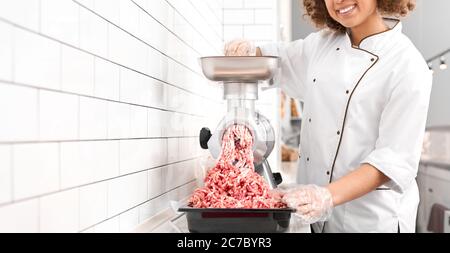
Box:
[337,4,356,15]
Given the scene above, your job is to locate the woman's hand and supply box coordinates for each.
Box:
[224,39,257,56]
[275,164,389,225]
[281,184,334,224]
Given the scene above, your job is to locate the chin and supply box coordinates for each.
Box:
[337,19,361,30]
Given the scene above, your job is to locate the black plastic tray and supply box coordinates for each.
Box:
[178,206,295,233]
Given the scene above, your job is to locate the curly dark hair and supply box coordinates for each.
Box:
[303,0,416,33]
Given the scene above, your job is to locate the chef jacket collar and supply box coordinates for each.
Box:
[345,18,402,55]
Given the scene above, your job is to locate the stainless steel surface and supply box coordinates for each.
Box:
[227,99,255,113]
[201,56,280,83]
[223,82,258,100]
[256,160,277,189]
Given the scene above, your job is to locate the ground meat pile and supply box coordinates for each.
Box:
[189,124,286,209]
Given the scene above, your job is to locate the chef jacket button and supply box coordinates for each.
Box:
[346,90,350,94]
[336,47,340,51]
[313,78,317,83]
[337,131,341,135]
[307,157,310,162]
[309,118,312,123]
[370,58,375,62]
[326,171,331,175]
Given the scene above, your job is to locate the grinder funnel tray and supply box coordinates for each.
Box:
[200,56,280,83]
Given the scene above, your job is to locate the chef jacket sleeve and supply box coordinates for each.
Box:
[258,32,318,101]
[362,69,433,193]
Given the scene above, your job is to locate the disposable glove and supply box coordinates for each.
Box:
[224,39,256,56]
[281,184,334,224]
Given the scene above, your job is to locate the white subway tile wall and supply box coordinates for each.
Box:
[61,45,95,96]
[39,188,80,233]
[0,0,225,233]
[13,143,60,200]
[79,182,108,230]
[0,83,39,142]
[223,0,277,43]
[39,90,79,141]
[0,23,13,81]
[0,0,282,233]
[0,0,41,32]
[0,146,12,204]
[0,199,40,233]
[14,29,61,90]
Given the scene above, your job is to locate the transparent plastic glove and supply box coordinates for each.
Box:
[269,183,297,203]
[194,155,217,187]
[282,184,334,225]
[224,39,256,56]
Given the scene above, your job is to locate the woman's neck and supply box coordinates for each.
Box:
[350,13,388,47]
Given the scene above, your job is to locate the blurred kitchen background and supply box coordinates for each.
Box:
[0,0,448,233]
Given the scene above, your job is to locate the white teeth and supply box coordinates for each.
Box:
[338,5,356,14]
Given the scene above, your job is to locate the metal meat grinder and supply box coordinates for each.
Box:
[198,56,282,189]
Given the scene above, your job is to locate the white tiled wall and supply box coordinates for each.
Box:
[0,0,225,232]
[223,0,277,44]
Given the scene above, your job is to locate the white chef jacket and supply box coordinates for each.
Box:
[260,18,432,233]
